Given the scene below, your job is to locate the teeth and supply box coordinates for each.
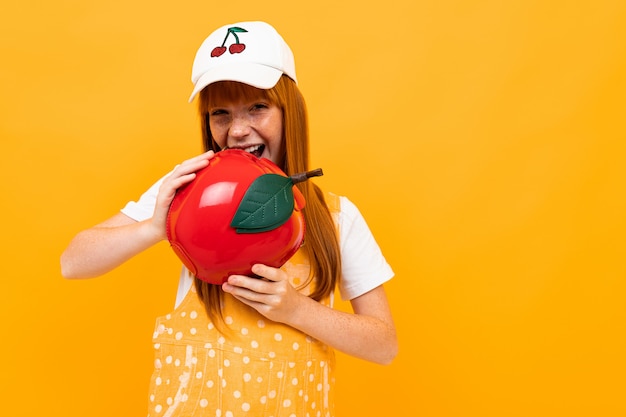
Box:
[243,144,262,154]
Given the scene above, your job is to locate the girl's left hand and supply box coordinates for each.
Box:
[222,264,304,324]
[224,264,398,365]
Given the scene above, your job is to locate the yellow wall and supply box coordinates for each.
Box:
[2,1,625,416]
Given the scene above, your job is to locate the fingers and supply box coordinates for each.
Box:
[222,265,286,295]
[160,151,215,198]
[222,274,283,312]
[223,274,272,296]
[222,266,299,323]
[251,264,283,282]
[150,150,215,232]
[172,150,214,179]
[180,150,215,167]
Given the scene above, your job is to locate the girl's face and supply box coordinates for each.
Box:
[207,98,285,167]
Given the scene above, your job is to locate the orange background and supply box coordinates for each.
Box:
[2,1,626,416]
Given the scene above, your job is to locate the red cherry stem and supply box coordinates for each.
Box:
[290,168,323,184]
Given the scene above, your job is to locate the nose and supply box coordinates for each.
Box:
[228,114,251,140]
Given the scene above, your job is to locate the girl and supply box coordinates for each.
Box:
[61,21,397,417]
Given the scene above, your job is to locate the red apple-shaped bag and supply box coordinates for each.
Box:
[166,149,321,285]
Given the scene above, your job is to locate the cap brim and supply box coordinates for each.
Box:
[188,63,283,102]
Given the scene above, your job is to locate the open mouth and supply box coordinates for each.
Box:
[241,144,265,158]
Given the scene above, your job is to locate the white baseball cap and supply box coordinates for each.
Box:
[189,21,297,102]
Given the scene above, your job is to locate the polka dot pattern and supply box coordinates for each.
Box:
[146,254,337,417]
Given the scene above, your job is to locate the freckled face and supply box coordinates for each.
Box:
[207,98,285,167]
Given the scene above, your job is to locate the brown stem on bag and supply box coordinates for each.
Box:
[290,168,324,184]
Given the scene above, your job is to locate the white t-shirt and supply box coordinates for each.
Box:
[121,176,394,307]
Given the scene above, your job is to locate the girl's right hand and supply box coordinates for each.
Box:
[150,150,215,240]
[61,150,215,279]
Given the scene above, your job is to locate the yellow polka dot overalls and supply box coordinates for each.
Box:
[146,194,340,417]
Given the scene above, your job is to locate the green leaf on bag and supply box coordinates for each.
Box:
[231,174,295,233]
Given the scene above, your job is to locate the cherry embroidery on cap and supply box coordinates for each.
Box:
[211,26,248,57]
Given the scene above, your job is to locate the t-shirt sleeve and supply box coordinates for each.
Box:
[120,175,166,222]
[337,196,394,300]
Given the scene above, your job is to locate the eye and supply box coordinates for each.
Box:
[207,109,231,130]
[250,102,269,111]
[210,108,228,116]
